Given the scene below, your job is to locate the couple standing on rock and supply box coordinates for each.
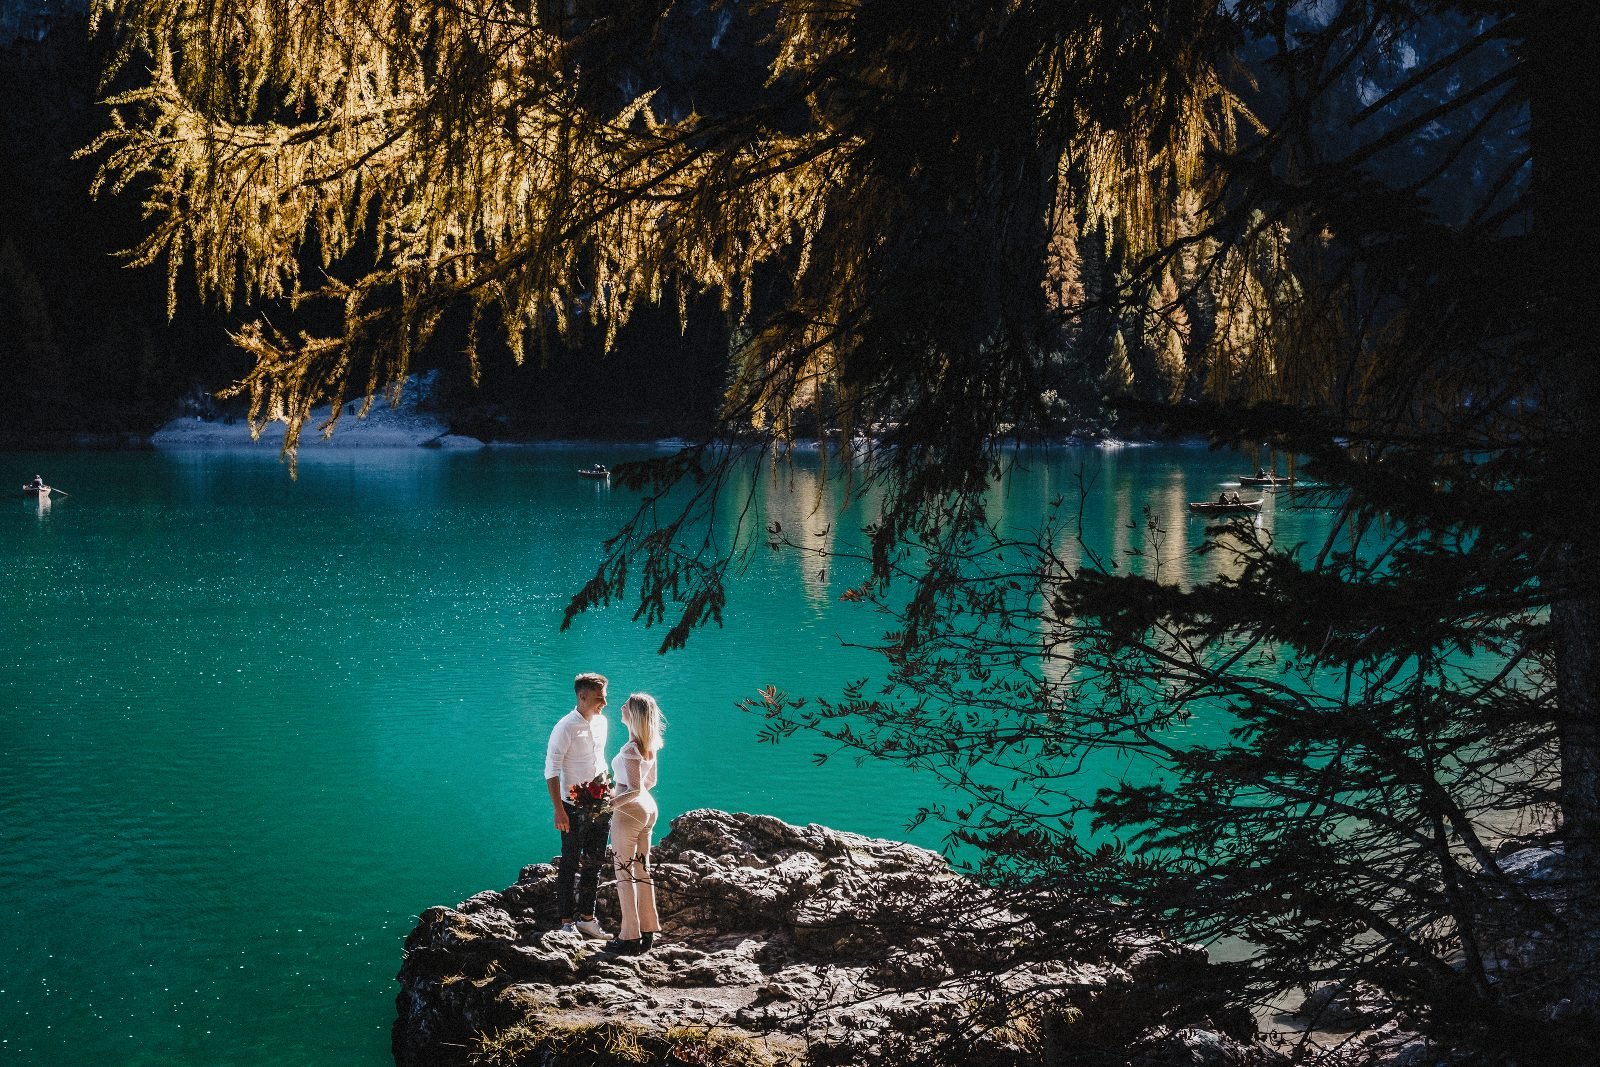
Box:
[544,672,665,955]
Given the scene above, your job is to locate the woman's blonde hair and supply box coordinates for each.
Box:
[621,693,666,758]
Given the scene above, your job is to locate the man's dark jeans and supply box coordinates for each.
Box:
[556,803,609,920]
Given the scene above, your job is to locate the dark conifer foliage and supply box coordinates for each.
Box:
[742,4,1600,1060]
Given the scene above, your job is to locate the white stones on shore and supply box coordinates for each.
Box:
[150,373,485,450]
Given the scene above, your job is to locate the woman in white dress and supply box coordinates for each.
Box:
[608,693,665,953]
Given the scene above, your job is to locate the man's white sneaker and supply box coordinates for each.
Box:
[574,918,610,940]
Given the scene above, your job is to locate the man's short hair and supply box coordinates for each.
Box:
[574,672,608,697]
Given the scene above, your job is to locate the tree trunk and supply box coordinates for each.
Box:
[1526,0,1600,1016]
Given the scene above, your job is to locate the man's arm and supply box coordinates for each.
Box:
[545,719,570,833]
[547,775,569,833]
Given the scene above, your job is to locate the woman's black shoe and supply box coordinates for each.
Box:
[605,938,642,955]
[638,932,656,953]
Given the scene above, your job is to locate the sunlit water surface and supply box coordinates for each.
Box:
[1,444,1323,1065]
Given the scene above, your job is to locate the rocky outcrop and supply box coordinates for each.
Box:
[0,1,85,46]
[394,809,1283,1067]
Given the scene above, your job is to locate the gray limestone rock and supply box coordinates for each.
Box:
[393,808,1281,1067]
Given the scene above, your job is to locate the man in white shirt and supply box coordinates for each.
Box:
[545,672,611,938]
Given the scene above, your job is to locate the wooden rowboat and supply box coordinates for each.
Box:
[1238,473,1296,487]
[576,466,610,480]
[1187,498,1263,515]
[20,484,50,498]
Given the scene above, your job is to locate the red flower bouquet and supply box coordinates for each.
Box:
[566,774,613,817]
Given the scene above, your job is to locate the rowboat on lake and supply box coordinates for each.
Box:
[1187,498,1263,515]
[577,465,611,480]
[1238,470,1296,487]
[20,479,50,498]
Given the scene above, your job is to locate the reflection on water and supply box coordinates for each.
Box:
[760,458,843,608]
[744,447,1308,599]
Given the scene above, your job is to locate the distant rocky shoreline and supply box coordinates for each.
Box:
[7,372,1161,455]
[393,809,1287,1067]
[143,372,488,451]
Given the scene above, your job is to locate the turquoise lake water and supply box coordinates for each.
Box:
[0,444,1325,1065]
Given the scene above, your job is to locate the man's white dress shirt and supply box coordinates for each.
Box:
[545,708,609,797]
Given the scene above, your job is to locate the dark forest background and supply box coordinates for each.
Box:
[0,6,1516,445]
[0,15,734,444]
